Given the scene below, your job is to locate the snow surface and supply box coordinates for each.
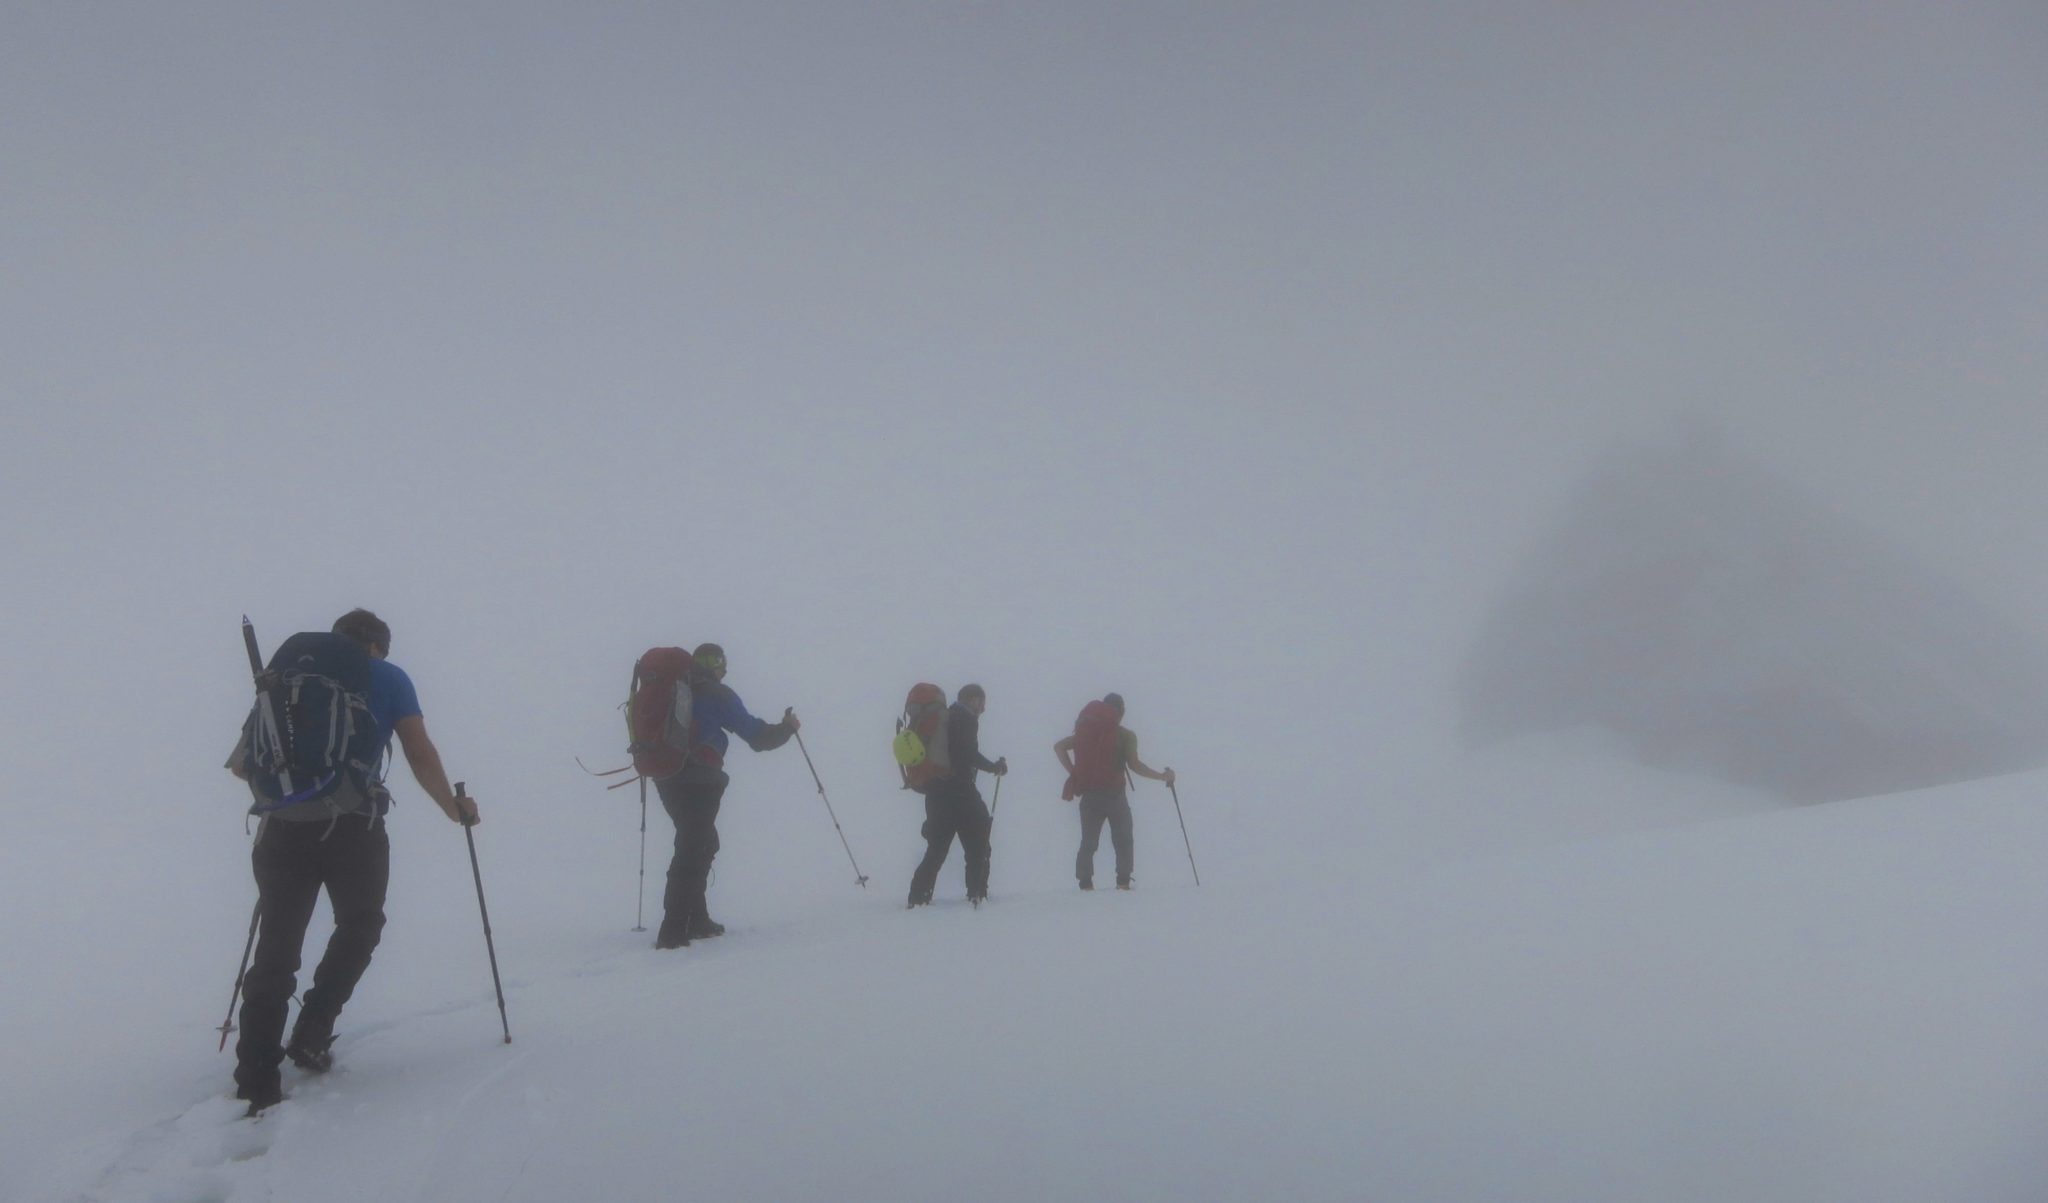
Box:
[11,743,2047,1203]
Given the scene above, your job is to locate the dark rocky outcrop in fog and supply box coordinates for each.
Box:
[1460,434,2048,802]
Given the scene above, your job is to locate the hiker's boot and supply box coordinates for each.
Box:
[285,1011,337,1074]
[237,1079,286,1117]
[1116,878,1133,891]
[685,914,726,940]
[1078,880,1094,891]
[654,919,691,950]
[234,1055,286,1117]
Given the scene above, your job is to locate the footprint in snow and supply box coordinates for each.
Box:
[71,1095,272,1203]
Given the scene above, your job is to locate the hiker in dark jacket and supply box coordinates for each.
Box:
[227,609,481,1114]
[1055,692,1173,890]
[653,643,798,949]
[908,683,1007,906]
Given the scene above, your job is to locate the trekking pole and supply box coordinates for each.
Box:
[988,773,1003,827]
[457,783,512,1043]
[1167,780,1201,887]
[633,776,649,932]
[216,899,262,1051]
[792,728,869,888]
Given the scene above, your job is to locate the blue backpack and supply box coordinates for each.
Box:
[240,632,381,813]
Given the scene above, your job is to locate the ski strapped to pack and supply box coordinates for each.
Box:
[240,629,382,814]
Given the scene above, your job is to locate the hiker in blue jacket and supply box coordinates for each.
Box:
[653,643,799,949]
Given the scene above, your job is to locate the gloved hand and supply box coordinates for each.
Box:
[991,757,1008,776]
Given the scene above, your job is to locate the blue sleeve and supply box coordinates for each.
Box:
[371,662,422,728]
[389,666,422,723]
[366,661,423,755]
[714,687,768,742]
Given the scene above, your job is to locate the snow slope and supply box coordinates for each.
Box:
[15,754,2047,1203]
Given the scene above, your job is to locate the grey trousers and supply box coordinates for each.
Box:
[1076,788,1133,886]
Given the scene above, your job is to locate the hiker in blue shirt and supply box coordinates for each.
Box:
[228,609,481,1114]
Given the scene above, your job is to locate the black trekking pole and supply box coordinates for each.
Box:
[633,775,649,932]
[457,782,512,1043]
[988,773,1003,830]
[216,898,261,1051]
[1167,780,1201,887]
[792,727,869,888]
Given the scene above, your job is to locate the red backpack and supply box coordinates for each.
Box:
[895,683,952,794]
[1064,700,1124,799]
[626,646,698,781]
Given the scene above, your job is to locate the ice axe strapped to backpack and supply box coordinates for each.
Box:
[239,630,382,813]
[893,683,951,793]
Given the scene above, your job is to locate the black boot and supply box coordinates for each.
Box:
[662,891,718,946]
[285,1010,337,1073]
[237,1080,286,1117]
[234,1056,286,1116]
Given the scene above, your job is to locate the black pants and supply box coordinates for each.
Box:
[656,772,727,938]
[1076,789,1133,886]
[235,814,390,1095]
[910,786,991,902]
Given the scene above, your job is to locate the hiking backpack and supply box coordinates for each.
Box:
[626,646,700,781]
[894,683,952,793]
[1064,699,1124,800]
[240,631,380,813]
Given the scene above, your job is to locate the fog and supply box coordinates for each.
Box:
[3,5,2046,1194]
[7,2,2044,817]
